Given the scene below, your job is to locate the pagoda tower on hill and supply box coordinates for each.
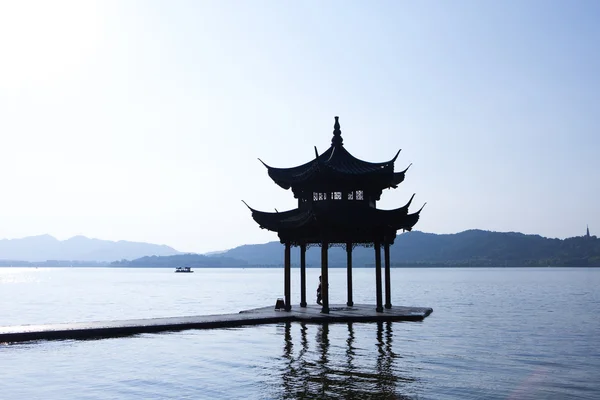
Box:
[245,116,424,313]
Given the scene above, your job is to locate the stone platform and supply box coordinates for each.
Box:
[0,304,433,344]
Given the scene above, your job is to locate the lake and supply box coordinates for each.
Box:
[1,267,598,399]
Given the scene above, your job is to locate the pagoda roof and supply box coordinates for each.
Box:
[243,195,424,244]
[259,117,408,190]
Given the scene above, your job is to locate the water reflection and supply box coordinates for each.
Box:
[280,322,418,399]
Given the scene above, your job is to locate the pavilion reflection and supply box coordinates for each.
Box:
[279,321,418,400]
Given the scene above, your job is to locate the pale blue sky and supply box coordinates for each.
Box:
[0,0,598,253]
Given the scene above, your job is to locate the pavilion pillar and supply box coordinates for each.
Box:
[346,242,353,307]
[300,243,307,307]
[374,241,383,312]
[321,242,330,314]
[284,242,292,311]
[384,242,392,309]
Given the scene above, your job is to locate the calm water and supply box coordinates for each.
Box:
[1,267,598,399]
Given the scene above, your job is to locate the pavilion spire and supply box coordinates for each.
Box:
[331,116,343,147]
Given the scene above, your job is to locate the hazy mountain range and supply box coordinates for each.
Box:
[0,234,179,263]
[205,230,600,268]
[115,230,599,268]
[2,230,598,268]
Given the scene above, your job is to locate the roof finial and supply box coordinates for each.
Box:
[331,116,343,147]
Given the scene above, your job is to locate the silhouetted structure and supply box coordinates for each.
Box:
[587,225,591,238]
[245,117,424,313]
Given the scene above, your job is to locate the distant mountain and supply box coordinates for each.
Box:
[211,230,600,268]
[110,253,248,268]
[0,235,181,262]
[4,230,598,268]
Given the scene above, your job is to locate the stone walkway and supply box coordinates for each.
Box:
[0,304,433,343]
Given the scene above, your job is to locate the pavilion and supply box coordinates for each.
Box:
[245,116,424,313]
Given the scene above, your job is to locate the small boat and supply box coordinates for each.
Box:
[175,266,193,273]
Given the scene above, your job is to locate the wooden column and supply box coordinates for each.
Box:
[284,242,292,311]
[374,241,383,312]
[300,243,307,307]
[346,242,354,307]
[321,241,329,314]
[384,242,392,309]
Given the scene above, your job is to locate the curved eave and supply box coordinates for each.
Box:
[396,211,421,231]
[258,145,404,188]
[398,203,426,231]
[373,209,420,231]
[389,164,411,188]
[258,151,325,189]
[245,200,424,236]
[262,163,317,190]
[245,205,314,232]
[372,196,423,230]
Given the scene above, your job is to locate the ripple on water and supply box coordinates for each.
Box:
[0,267,599,399]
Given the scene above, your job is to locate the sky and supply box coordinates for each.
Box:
[0,0,598,253]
